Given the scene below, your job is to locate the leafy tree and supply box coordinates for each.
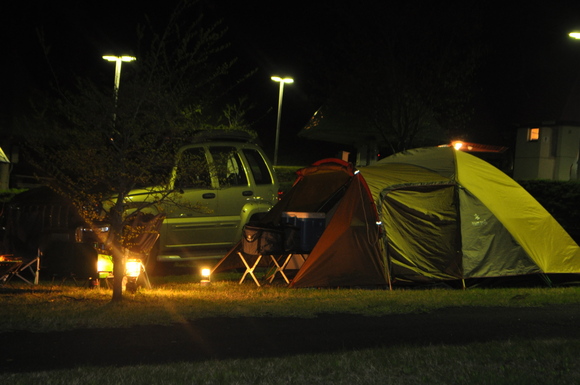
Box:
[21,0,249,301]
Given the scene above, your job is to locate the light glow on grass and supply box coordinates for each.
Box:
[0,277,579,333]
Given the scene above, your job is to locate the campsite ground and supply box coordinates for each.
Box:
[2,304,579,373]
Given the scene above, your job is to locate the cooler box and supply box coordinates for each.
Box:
[282,212,326,253]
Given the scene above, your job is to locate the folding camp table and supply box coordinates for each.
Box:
[0,254,40,286]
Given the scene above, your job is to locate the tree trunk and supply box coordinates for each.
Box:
[111,246,125,302]
[110,194,127,302]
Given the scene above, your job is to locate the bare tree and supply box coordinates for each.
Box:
[22,0,248,301]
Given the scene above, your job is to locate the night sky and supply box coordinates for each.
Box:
[4,0,580,164]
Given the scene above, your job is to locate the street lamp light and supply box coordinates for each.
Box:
[271,76,294,166]
[103,55,136,125]
[102,55,136,105]
[569,32,580,39]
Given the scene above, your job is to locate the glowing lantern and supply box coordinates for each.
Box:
[125,259,142,278]
[201,268,211,285]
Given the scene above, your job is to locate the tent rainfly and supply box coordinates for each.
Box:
[213,148,580,287]
[360,146,580,284]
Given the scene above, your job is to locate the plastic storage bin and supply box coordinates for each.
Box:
[282,212,326,253]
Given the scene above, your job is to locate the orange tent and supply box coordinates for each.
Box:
[212,159,389,288]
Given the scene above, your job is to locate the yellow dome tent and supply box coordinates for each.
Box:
[360,147,580,284]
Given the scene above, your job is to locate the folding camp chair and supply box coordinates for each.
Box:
[266,253,308,284]
[267,254,293,284]
[237,252,264,286]
[0,256,23,285]
[237,222,286,286]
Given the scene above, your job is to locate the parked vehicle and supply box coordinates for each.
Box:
[110,135,279,271]
[2,132,279,277]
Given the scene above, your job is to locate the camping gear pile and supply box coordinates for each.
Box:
[77,213,164,292]
[213,158,388,287]
[213,147,580,288]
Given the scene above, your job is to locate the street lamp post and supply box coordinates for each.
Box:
[102,55,136,112]
[271,76,294,166]
[568,33,580,180]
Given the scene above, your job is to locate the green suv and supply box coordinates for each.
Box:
[120,137,279,268]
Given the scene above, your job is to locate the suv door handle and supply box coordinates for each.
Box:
[242,190,254,196]
[202,193,216,199]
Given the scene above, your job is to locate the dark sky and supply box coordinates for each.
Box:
[4,0,580,161]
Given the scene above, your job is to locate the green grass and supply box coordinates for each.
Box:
[1,277,580,384]
[2,340,579,384]
[1,276,579,333]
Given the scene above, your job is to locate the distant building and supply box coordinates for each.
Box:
[513,123,580,181]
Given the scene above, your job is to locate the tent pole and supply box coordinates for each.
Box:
[461,279,466,290]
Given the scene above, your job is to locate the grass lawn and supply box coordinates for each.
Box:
[2,340,579,385]
[1,274,579,384]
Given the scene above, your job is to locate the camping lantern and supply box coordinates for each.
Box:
[124,258,143,294]
[125,259,142,278]
[201,268,211,285]
[97,254,114,279]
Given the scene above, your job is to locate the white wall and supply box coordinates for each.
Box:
[513,125,580,180]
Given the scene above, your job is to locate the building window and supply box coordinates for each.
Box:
[528,128,540,141]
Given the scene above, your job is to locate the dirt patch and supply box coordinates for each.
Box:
[1,305,579,373]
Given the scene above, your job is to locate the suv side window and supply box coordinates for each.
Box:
[175,147,212,189]
[243,148,273,185]
[209,146,248,187]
